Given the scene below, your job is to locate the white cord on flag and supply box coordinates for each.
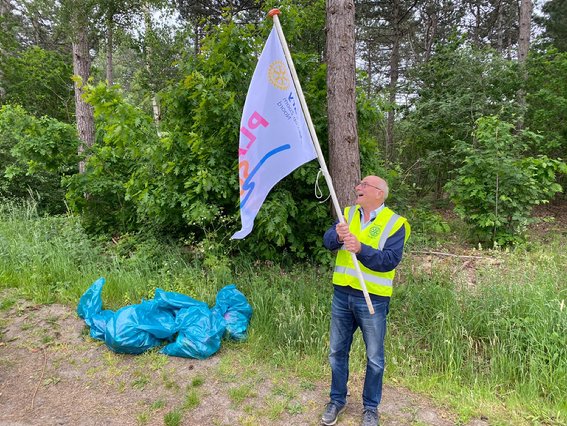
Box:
[315,169,331,203]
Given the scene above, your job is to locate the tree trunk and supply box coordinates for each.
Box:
[424,6,437,63]
[496,0,504,54]
[143,6,161,132]
[326,0,360,211]
[72,26,95,173]
[106,12,113,86]
[193,24,201,55]
[365,40,373,97]
[516,0,532,131]
[0,0,10,16]
[518,0,532,63]
[473,2,481,47]
[0,0,9,99]
[386,8,401,164]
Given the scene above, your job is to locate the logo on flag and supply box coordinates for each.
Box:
[231,27,317,240]
[268,61,290,90]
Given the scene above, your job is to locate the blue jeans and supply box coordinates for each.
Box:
[329,287,389,411]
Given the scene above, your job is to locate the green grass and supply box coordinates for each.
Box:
[191,375,205,387]
[228,384,256,406]
[1,201,566,425]
[163,409,182,426]
[183,388,200,410]
[388,238,567,424]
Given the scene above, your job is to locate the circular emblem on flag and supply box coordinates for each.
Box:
[369,226,381,238]
[268,60,290,90]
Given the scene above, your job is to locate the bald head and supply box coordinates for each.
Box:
[355,175,389,211]
[366,176,389,200]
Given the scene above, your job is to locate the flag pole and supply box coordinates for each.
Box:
[268,9,375,315]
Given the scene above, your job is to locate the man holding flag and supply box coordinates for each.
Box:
[231,11,410,424]
[231,10,375,315]
[321,175,410,426]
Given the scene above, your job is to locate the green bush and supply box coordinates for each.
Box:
[445,116,566,245]
[0,104,79,214]
[0,46,74,122]
[66,20,341,260]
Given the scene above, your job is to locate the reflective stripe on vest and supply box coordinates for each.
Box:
[347,206,357,224]
[378,213,401,250]
[333,265,393,287]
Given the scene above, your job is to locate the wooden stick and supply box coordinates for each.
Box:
[410,250,487,260]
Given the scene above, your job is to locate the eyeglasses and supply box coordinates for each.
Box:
[356,181,383,191]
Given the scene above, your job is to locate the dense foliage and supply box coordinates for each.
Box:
[401,41,521,193]
[446,116,565,244]
[0,0,566,253]
[0,47,74,122]
[0,105,79,213]
[65,21,338,259]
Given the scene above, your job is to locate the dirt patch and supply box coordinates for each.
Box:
[530,202,567,239]
[0,296,487,426]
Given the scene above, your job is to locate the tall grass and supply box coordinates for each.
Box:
[389,244,567,423]
[0,201,333,368]
[1,201,565,423]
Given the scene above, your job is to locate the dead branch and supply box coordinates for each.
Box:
[410,250,486,260]
[30,348,47,411]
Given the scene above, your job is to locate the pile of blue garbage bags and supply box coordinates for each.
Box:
[77,277,253,359]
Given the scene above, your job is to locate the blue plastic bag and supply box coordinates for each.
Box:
[104,300,177,354]
[77,277,105,323]
[154,288,207,312]
[76,277,114,341]
[88,310,114,340]
[77,278,253,358]
[161,305,227,359]
[212,284,253,341]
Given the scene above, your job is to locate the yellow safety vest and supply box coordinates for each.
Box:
[332,205,411,297]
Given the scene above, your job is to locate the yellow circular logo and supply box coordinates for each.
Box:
[268,60,290,90]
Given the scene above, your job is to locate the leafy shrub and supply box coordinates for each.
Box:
[0,46,74,122]
[66,21,335,260]
[401,41,520,193]
[0,104,79,213]
[445,116,566,245]
[64,83,152,233]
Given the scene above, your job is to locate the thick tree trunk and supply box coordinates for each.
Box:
[326,0,360,211]
[72,27,95,173]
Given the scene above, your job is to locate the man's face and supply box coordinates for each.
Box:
[355,177,383,209]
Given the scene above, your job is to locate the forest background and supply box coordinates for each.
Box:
[0,0,566,424]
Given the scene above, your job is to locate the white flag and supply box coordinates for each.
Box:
[232,27,317,239]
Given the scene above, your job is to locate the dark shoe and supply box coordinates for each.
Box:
[360,408,379,426]
[321,402,346,425]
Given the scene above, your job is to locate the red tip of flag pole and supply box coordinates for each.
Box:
[268,8,281,18]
